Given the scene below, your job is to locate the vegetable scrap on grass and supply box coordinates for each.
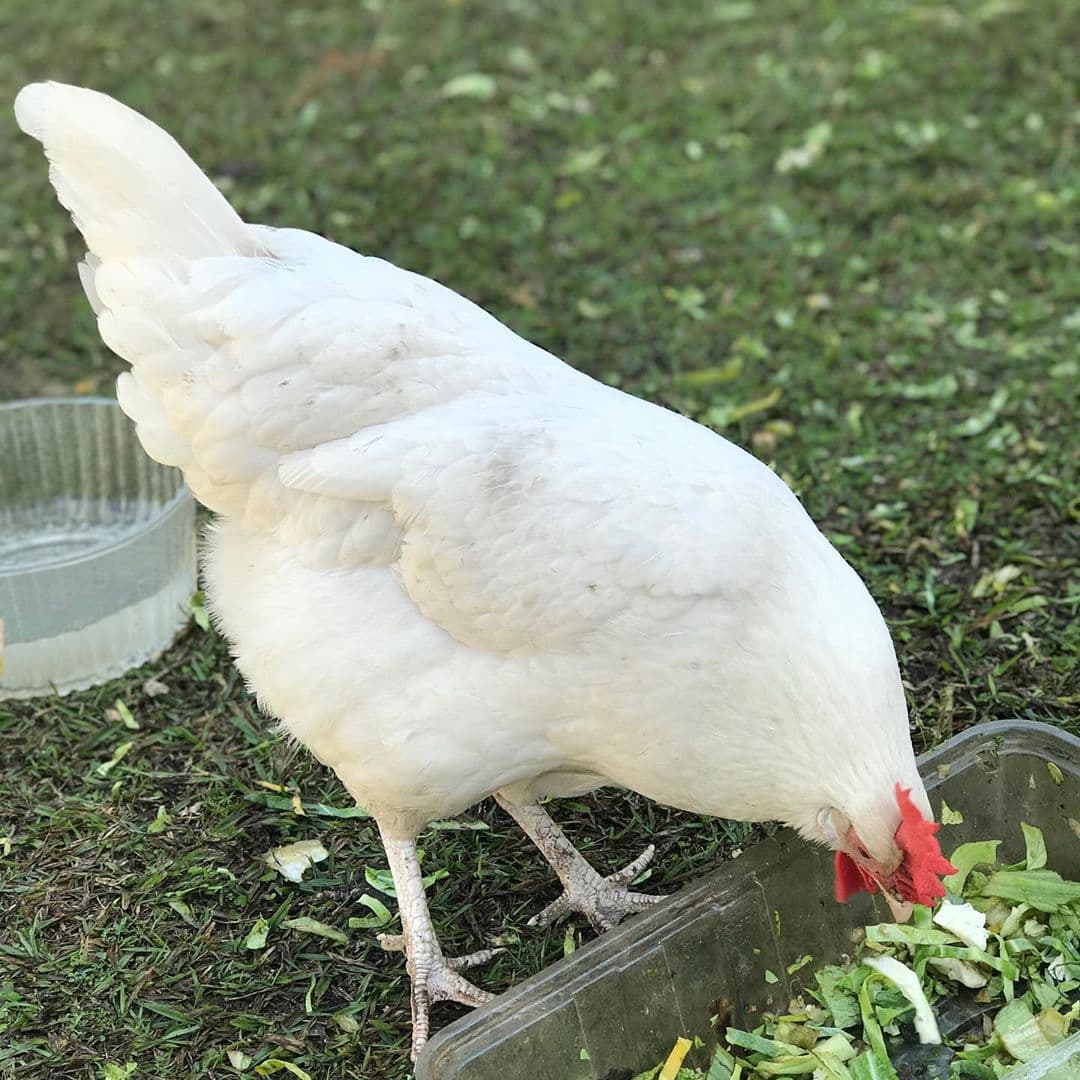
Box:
[636,822,1080,1079]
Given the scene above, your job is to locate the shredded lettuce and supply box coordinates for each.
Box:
[634,821,1080,1080]
[862,955,942,1044]
[933,900,989,951]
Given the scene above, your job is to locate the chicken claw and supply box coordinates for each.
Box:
[529,842,665,933]
[495,792,666,934]
[378,934,503,972]
[377,831,503,1059]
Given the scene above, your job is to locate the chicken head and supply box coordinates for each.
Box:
[818,785,957,922]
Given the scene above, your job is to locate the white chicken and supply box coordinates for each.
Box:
[16,82,956,1059]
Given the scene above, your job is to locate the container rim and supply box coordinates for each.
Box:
[0,395,195,577]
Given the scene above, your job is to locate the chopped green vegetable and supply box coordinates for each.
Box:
[814,965,861,1030]
[347,893,394,930]
[772,1022,817,1051]
[254,1062,313,1080]
[932,900,989,951]
[1023,822,1049,871]
[927,957,987,989]
[848,1050,898,1079]
[243,917,270,950]
[815,1033,856,1062]
[993,999,1064,1062]
[281,916,348,944]
[862,955,941,1044]
[638,821,1080,1080]
[943,840,1001,894]
[981,870,1080,912]
[725,1028,803,1058]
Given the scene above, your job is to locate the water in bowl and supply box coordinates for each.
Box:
[0,497,153,568]
[0,399,196,699]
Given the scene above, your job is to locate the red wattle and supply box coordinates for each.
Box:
[835,850,876,902]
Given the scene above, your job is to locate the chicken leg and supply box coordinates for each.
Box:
[375,826,502,1059]
[494,792,665,933]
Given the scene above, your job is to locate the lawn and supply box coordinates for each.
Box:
[0,1,1077,1077]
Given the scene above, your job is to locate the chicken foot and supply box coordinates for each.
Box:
[375,826,502,1060]
[494,791,665,933]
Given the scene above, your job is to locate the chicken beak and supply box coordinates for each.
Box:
[882,889,914,923]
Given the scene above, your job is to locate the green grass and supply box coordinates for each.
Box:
[0,0,1077,1077]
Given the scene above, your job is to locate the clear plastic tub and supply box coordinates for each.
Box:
[417,720,1080,1080]
[0,397,196,699]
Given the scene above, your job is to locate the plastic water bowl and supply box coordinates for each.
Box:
[0,397,196,699]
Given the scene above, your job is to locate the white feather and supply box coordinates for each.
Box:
[14,82,255,259]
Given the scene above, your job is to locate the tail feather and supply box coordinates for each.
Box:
[14,82,255,260]
[14,81,539,552]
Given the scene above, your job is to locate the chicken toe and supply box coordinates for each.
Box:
[495,792,665,934]
[378,828,502,1059]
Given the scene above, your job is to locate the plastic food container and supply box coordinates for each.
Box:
[0,397,196,699]
[416,720,1080,1080]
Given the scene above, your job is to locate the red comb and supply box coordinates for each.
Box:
[892,784,957,904]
